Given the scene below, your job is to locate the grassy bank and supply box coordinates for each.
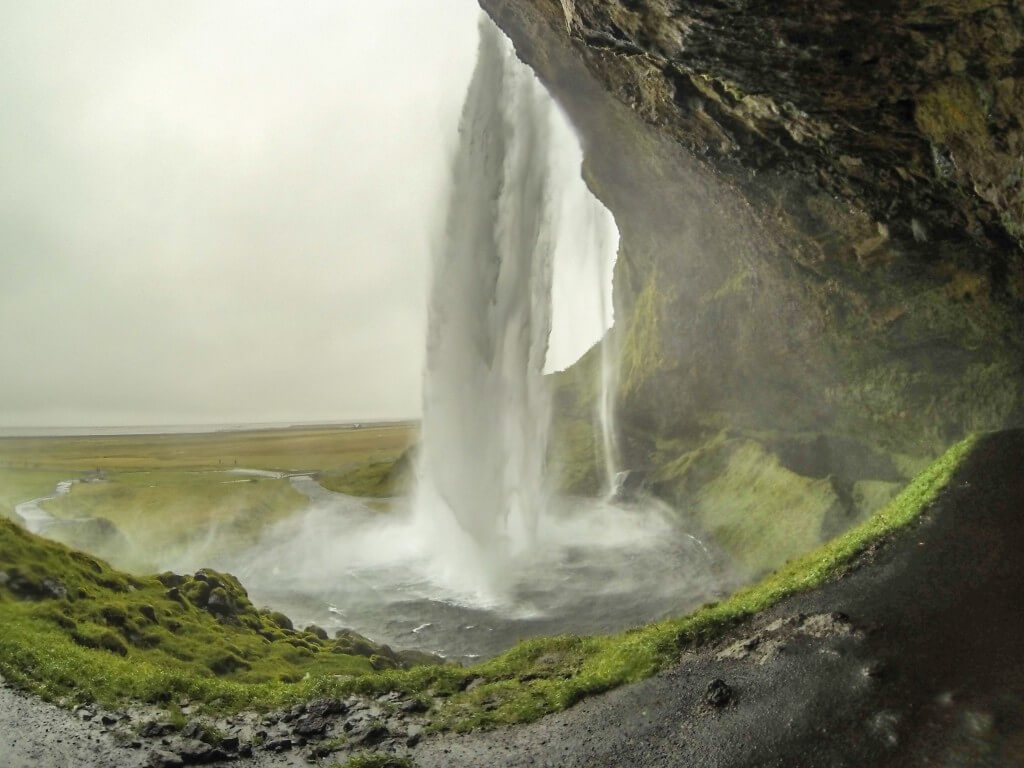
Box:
[0,434,976,728]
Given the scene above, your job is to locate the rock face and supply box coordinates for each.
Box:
[482,0,1024,573]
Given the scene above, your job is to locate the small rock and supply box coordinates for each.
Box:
[238,743,253,758]
[172,737,213,763]
[41,578,67,599]
[219,735,240,752]
[397,697,428,714]
[140,721,176,738]
[262,736,293,752]
[306,696,345,717]
[349,721,388,746]
[181,721,203,740]
[101,713,120,726]
[705,679,732,708]
[406,724,424,748]
[292,713,329,736]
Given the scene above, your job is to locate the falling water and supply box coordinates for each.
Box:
[413,17,621,597]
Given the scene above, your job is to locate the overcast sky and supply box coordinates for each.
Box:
[0,1,479,427]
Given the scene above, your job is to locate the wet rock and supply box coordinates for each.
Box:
[349,720,389,746]
[157,572,187,588]
[406,724,424,747]
[304,624,329,640]
[174,738,213,763]
[306,696,345,717]
[262,736,293,752]
[5,571,67,601]
[292,713,329,736]
[181,721,203,740]
[205,588,231,616]
[397,697,428,714]
[100,712,120,726]
[140,721,177,738]
[705,679,732,708]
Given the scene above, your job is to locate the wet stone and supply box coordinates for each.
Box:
[293,713,329,736]
[306,696,345,717]
[706,678,733,708]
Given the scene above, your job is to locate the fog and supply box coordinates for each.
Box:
[0,1,479,427]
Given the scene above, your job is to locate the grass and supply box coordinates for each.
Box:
[40,471,308,570]
[0,424,418,571]
[0,434,976,728]
[0,423,417,474]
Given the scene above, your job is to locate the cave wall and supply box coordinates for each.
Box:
[481,0,1024,573]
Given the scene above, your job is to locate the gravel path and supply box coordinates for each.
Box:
[2,430,1022,767]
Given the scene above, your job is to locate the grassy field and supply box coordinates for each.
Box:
[0,424,417,570]
[0,423,416,474]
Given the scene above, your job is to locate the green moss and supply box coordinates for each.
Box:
[652,435,843,575]
[547,418,603,495]
[0,521,396,709]
[319,460,403,498]
[621,273,666,396]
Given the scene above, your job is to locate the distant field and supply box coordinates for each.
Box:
[0,423,418,571]
[0,422,417,474]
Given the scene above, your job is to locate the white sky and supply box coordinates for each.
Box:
[0,0,480,427]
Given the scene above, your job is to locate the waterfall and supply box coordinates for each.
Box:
[413,17,620,599]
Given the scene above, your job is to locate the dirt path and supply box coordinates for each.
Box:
[2,431,1022,767]
[0,679,146,768]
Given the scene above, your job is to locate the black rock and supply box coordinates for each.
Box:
[219,735,240,752]
[262,736,293,752]
[406,724,424,747]
[306,696,345,717]
[140,721,177,738]
[292,713,329,736]
[705,678,733,708]
[349,722,389,746]
[101,713,120,726]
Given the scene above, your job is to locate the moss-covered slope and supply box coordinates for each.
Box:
[0,520,431,709]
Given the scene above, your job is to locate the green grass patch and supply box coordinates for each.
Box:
[0,435,976,729]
